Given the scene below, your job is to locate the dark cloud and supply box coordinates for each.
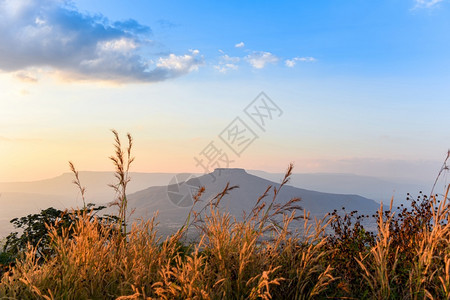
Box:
[113,19,151,35]
[0,0,203,83]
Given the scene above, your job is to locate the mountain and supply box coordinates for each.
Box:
[0,172,178,238]
[0,192,69,240]
[0,171,179,203]
[0,169,410,238]
[248,170,429,204]
[102,168,381,235]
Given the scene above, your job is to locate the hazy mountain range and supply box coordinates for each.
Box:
[0,169,429,238]
[99,168,383,237]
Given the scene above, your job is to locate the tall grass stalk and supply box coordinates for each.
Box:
[1,135,449,299]
[109,130,134,236]
[356,200,398,299]
[69,161,87,209]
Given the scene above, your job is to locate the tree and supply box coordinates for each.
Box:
[3,130,132,259]
[3,205,112,259]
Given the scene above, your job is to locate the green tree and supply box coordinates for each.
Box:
[3,205,113,259]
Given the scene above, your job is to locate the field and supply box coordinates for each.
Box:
[0,135,449,299]
[1,182,449,299]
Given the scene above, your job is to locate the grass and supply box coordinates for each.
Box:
[0,134,449,299]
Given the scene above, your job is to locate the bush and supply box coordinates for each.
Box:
[1,133,448,299]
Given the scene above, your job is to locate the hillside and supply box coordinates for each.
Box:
[107,168,380,235]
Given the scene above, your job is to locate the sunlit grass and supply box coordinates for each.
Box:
[0,134,448,299]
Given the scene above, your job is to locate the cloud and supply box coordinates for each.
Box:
[285,56,316,67]
[245,51,278,69]
[414,0,444,8]
[235,42,245,48]
[0,0,202,83]
[15,71,38,83]
[285,60,296,68]
[214,54,240,73]
[214,63,239,73]
[155,49,203,78]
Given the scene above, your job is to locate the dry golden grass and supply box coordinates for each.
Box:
[356,201,399,299]
[0,167,337,299]
[354,186,450,300]
[1,188,449,300]
[1,135,449,299]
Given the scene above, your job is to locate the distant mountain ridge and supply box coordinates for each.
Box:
[101,168,381,236]
[0,172,178,203]
[0,168,425,238]
[248,170,429,204]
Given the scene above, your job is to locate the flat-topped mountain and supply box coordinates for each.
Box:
[1,168,416,238]
[109,168,380,234]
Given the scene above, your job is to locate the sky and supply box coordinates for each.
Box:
[0,0,449,184]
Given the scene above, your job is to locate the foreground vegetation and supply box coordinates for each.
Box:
[0,133,448,299]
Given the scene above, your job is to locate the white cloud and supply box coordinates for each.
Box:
[285,56,316,67]
[156,50,203,75]
[221,54,240,64]
[235,42,245,48]
[0,0,202,83]
[414,0,444,8]
[246,51,278,69]
[214,63,239,73]
[285,60,296,68]
[214,53,240,73]
[99,38,138,52]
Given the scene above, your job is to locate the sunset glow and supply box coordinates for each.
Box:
[1,0,449,182]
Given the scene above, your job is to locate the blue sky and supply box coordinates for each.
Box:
[0,0,449,184]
